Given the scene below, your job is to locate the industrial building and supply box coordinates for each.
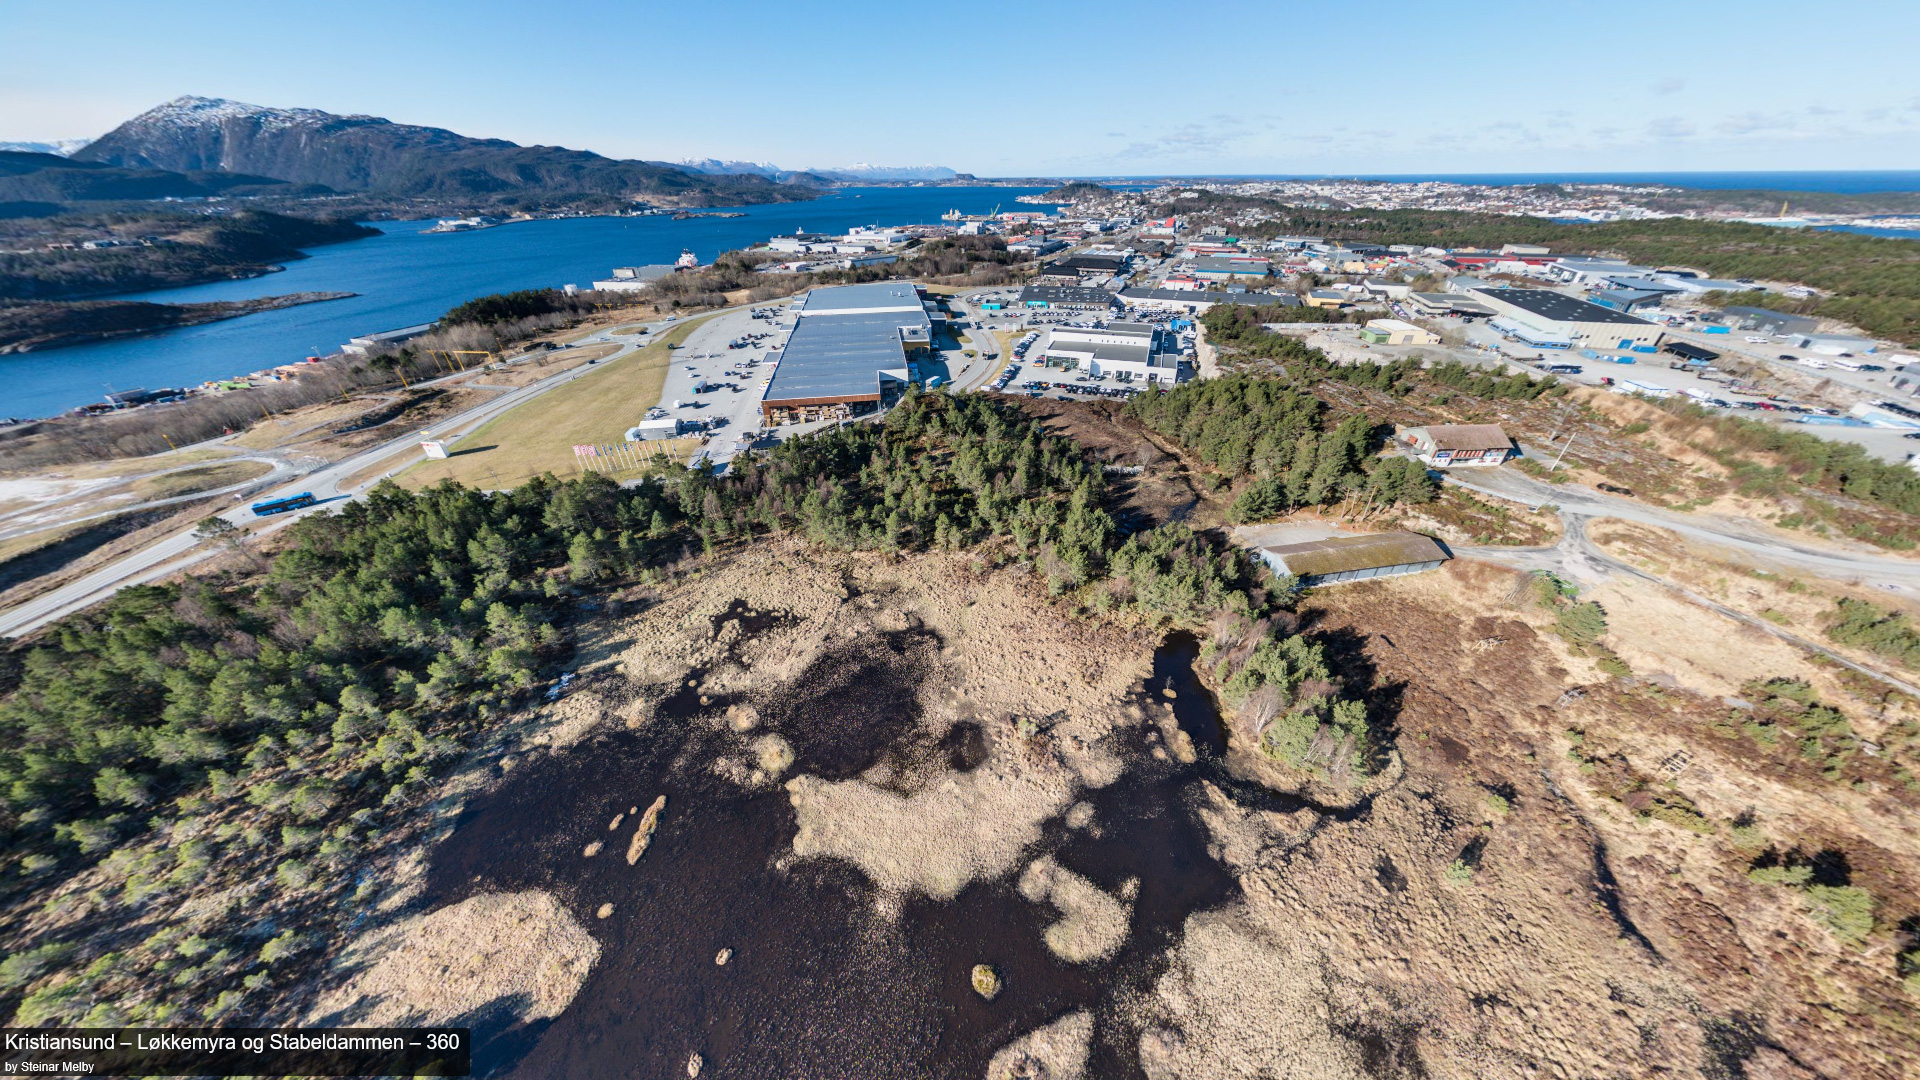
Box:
[1358,319,1439,346]
[1400,424,1515,467]
[1590,288,1668,313]
[1017,284,1119,310]
[759,283,933,425]
[1257,531,1449,587]
[1407,292,1495,319]
[1041,322,1190,384]
[1116,288,1298,312]
[1472,288,1664,349]
[1718,306,1818,337]
[1188,256,1272,281]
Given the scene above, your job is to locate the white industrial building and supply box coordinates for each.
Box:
[1042,322,1190,384]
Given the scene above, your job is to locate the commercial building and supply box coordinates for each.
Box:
[1304,289,1353,308]
[1189,256,1272,281]
[1407,292,1494,319]
[1017,284,1119,310]
[1042,322,1190,384]
[760,283,932,425]
[1117,288,1299,312]
[1400,424,1515,467]
[1590,288,1668,313]
[1358,319,1439,346]
[341,324,436,356]
[1545,256,1657,285]
[1719,306,1818,337]
[1257,531,1449,588]
[1471,288,1664,349]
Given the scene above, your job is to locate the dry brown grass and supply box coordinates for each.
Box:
[130,460,272,500]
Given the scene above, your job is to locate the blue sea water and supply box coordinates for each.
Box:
[4,187,1055,420]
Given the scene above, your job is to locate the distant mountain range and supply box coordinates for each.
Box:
[62,96,811,208]
[674,159,962,182]
[0,140,91,157]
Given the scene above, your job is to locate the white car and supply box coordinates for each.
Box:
[1744,336,1770,343]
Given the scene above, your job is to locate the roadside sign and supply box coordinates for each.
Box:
[421,440,449,459]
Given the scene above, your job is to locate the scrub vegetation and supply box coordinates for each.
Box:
[0,389,1379,1026]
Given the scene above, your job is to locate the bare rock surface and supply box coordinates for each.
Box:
[308,890,598,1027]
[987,1009,1093,1080]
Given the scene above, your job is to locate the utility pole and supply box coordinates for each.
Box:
[1548,432,1576,471]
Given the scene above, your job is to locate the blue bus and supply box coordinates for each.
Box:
[251,492,316,516]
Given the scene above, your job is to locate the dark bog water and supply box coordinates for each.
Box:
[420,627,1242,1078]
[1153,631,1227,758]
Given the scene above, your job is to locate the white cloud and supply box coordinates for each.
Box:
[1646,116,1696,139]
[1654,77,1686,95]
[1717,111,1795,136]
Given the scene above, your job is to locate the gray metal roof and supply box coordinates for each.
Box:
[1473,288,1654,327]
[795,281,927,314]
[765,309,919,402]
[1264,531,1447,578]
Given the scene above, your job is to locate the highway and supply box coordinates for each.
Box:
[0,316,676,639]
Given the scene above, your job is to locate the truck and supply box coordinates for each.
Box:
[251,492,316,517]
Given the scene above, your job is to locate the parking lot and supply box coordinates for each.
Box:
[645,303,800,467]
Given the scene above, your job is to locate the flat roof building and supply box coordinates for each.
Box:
[1472,288,1663,349]
[761,283,932,425]
[1407,292,1495,319]
[1359,319,1439,346]
[1257,531,1449,587]
[1719,305,1818,336]
[1043,322,1189,384]
[1117,288,1299,311]
[1017,284,1119,310]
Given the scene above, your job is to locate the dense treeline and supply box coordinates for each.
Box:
[1127,375,1436,522]
[442,287,599,327]
[1169,192,1920,345]
[0,211,378,301]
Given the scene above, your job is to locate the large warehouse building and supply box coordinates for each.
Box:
[760,283,933,425]
[1471,288,1664,350]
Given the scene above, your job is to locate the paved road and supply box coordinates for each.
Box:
[1442,466,1920,594]
[0,315,687,638]
[1438,466,1920,698]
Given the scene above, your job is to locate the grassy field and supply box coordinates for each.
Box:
[389,317,712,490]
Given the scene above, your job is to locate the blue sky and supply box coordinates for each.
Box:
[4,0,1917,175]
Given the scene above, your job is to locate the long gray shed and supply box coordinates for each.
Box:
[1258,531,1448,587]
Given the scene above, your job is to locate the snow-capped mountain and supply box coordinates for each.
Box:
[819,164,958,181]
[675,158,786,178]
[0,139,92,157]
[673,158,959,182]
[71,96,805,205]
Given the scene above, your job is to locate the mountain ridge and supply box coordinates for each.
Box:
[75,96,811,208]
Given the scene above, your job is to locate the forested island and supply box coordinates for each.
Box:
[0,291,354,354]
